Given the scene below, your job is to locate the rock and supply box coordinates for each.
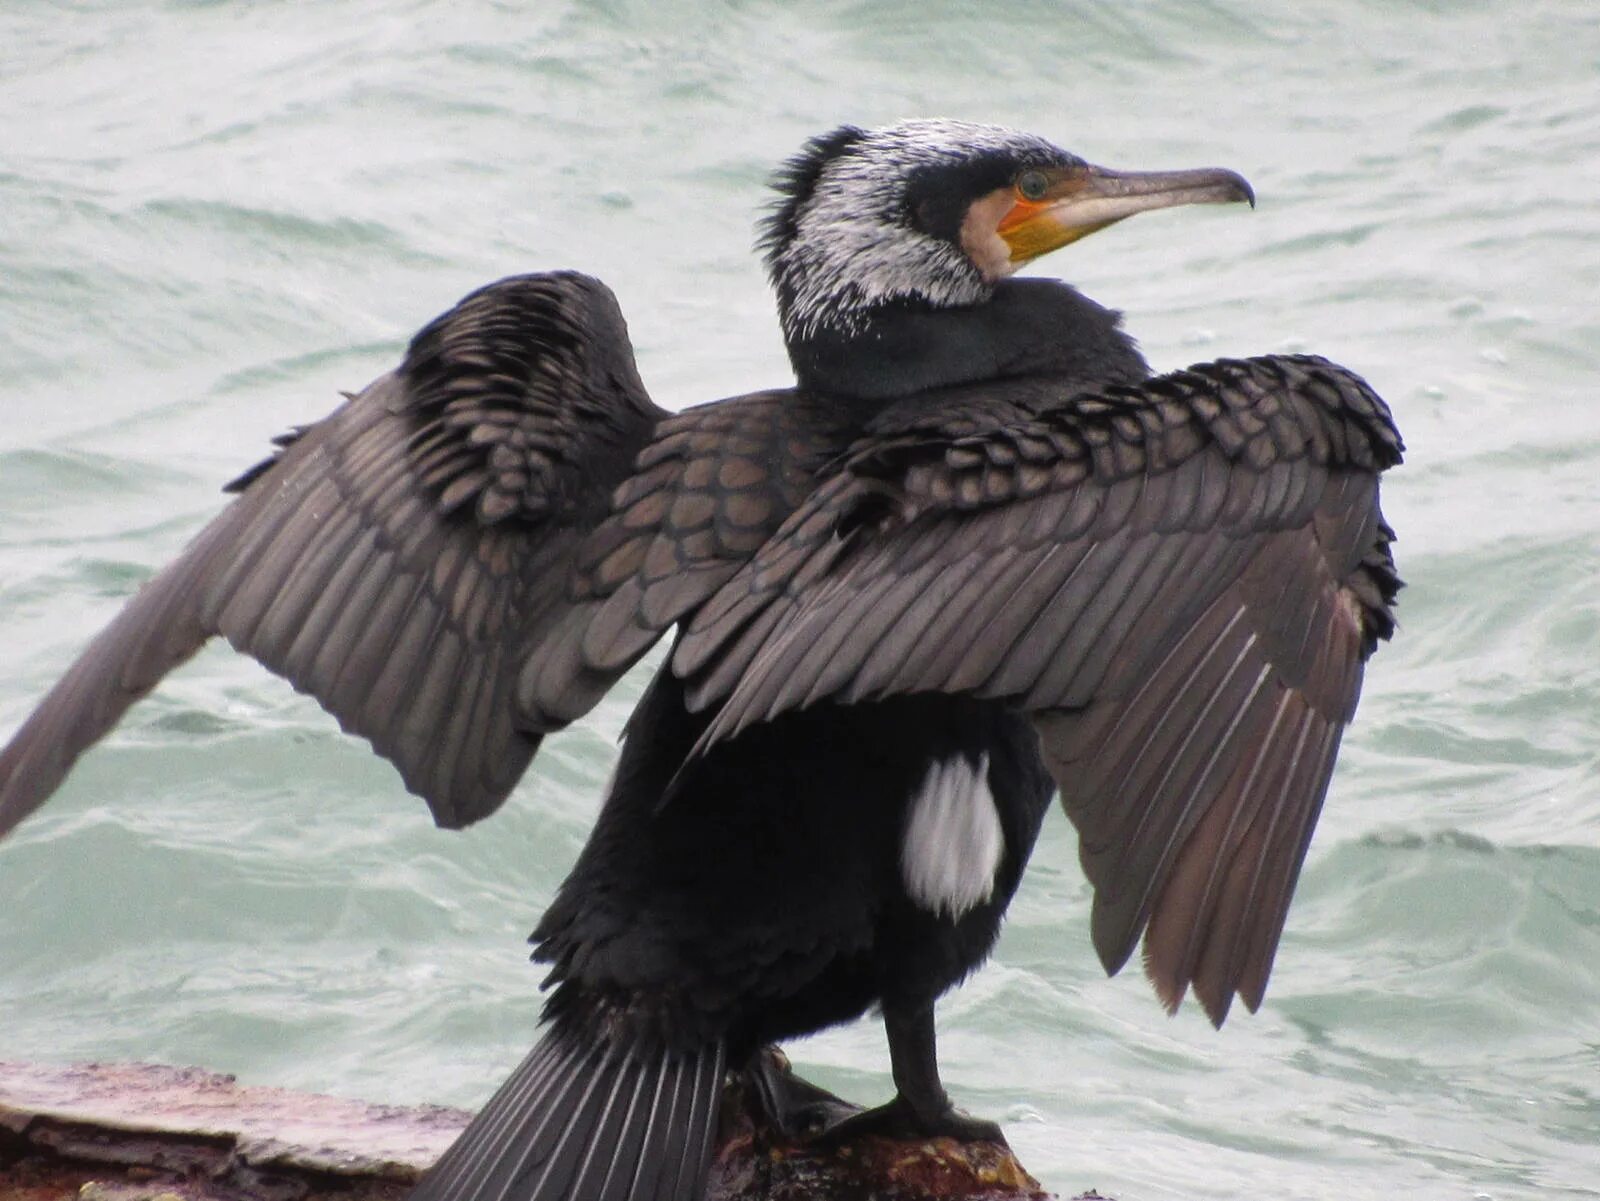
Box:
[708,1052,1049,1201]
[0,1061,458,1201]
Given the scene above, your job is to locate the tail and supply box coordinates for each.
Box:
[411,1028,726,1201]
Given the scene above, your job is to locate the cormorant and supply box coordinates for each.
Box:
[0,120,1402,1201]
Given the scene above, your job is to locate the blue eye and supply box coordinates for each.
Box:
[1016,170,1049,201]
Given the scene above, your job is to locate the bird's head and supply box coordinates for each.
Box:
[760,119,1254,345]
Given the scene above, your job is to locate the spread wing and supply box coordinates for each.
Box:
[0,272,666,836]
[672,354,1403,1025]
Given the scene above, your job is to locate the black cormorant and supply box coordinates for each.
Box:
[0,119,1402,1201]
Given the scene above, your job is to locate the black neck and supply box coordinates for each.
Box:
[782,278,1149,402]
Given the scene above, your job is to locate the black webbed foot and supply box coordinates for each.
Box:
[745,1046,863,1141]
[811,1090,1008,1147]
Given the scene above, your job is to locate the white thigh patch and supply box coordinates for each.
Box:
[900,753,1003,919]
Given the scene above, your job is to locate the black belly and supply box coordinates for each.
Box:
[531,663,1054,1057]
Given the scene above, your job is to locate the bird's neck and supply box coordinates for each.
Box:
[781,278,1149,403]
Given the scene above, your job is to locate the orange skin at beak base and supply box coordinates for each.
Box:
[997,162,1255,265]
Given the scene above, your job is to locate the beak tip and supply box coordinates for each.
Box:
[1228,171,1257,210]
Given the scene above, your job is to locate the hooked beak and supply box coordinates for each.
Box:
[997,162,1255,264]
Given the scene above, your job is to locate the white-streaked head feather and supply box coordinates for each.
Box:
[762,119,1073,341]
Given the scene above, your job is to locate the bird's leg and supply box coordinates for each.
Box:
[744,1045,863,1140]
[813,1000,1007,1146]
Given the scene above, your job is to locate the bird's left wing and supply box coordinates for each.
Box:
[0,273,666,837]
[672,355,1402,1024]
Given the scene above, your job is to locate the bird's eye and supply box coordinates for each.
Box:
[1016,170,1049,202]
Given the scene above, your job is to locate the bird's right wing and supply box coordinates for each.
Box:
[0,272,667,837]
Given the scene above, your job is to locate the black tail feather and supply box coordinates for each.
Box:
[411,1030,726,1201]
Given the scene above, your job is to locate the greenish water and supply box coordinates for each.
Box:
[1,3,1597,1198]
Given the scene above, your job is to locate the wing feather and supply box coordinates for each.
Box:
[880,543,1038,695]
